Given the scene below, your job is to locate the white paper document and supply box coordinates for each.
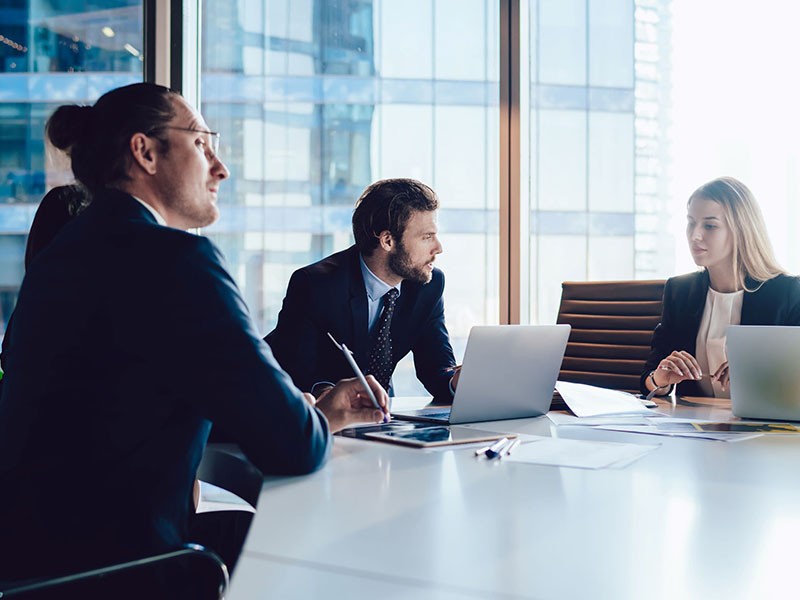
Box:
[196,481,256,514]
[593,423,762,442]
[547,412,657,427]
[503,435,659,469]
[555,381,655,417]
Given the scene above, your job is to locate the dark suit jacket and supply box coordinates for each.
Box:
[265,245,457,403]
[641,270,800,396]
[0,190,330,581]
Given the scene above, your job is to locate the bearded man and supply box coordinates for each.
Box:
[265,178,459,404]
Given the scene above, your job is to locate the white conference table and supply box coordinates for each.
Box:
[230,396,800,600]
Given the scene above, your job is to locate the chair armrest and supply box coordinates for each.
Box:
[1,544,228,599]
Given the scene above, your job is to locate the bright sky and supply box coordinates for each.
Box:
[670,0,800,273]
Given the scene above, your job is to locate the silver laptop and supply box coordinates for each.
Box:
[393,324,570,424]
[727,326,800,421]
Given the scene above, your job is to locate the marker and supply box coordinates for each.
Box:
[327,332,389,423]
[484,437,510,459]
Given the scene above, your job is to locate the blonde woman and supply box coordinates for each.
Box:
[641,177,800,398]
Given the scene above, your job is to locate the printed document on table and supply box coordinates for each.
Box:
[592,424,762,442]
[503,435,659,469]
[555,381,655,418]
[547,412,657,427]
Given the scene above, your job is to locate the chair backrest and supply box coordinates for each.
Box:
[556,280,665,394]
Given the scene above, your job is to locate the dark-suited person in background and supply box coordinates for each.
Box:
[642,176,800,398]
[266,178,459,404]
[0,184,90,394]
[0,83,387,593]
[24,183,91,269]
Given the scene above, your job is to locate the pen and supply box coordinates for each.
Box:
[327,332,389,423]
[484,437,510,459]
[495,438,516,460]
[503,438,521,456]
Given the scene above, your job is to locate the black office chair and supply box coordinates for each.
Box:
[0,543,228,599]
[556,279,665,394]
[191,443,265,574]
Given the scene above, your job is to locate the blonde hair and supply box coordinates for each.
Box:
[688,176,785,291]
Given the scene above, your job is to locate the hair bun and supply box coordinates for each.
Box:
[46,104,93,153]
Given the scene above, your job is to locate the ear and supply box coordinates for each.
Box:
[129,132,159,175]
[377,230,394,252]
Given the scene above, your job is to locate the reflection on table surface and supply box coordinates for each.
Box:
[231,395,800,600]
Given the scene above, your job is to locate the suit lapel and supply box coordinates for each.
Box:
[347,249,370,367]
[684,271,709,354]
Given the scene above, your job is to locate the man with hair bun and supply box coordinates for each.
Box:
[0,83,388,593]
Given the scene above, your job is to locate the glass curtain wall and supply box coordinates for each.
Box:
[522,0,672,324]
[201,0,500,394]
[0,0,143,337]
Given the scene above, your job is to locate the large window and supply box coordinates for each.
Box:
[0,0,143,336]
[201,0,499,394]
[522,0,642,324]
[5,0,800,393]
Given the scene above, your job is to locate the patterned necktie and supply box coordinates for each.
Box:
[367,288,400,391]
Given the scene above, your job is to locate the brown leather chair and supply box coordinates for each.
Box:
[556,280,666,394]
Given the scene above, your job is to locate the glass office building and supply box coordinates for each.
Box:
[0,0,142,334]
[199,0,672,392]
[0,0,672,394]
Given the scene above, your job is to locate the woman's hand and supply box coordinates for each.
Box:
[711,360,730,391]
[653,350,703,388]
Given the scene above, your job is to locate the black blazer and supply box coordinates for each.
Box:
[641,270,800,396]
[265,245,457,403]
[0,190,330,581]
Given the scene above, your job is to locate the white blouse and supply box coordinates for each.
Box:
[695,288,744,398]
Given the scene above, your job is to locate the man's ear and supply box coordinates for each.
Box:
[129,132,159,175]
[377,230,394,252]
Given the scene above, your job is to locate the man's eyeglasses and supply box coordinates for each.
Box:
[156,126,221,157]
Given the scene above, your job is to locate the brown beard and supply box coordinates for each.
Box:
[388,239,432,284]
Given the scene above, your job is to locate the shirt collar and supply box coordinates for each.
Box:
[359,254,401,302]
[131,195,168,227]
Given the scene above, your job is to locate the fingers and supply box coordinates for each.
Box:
[450,365,462,390]
[659,351,702,381]
[363,374,389,410]
[712,361,730,390]
[349,407,386,425]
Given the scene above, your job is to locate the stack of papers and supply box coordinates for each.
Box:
[594,420,800,442]
[548,382,783,442]
[555,381,655,417]
[503,435,658,469]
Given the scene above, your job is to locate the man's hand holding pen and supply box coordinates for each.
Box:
[314,375,390,433]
